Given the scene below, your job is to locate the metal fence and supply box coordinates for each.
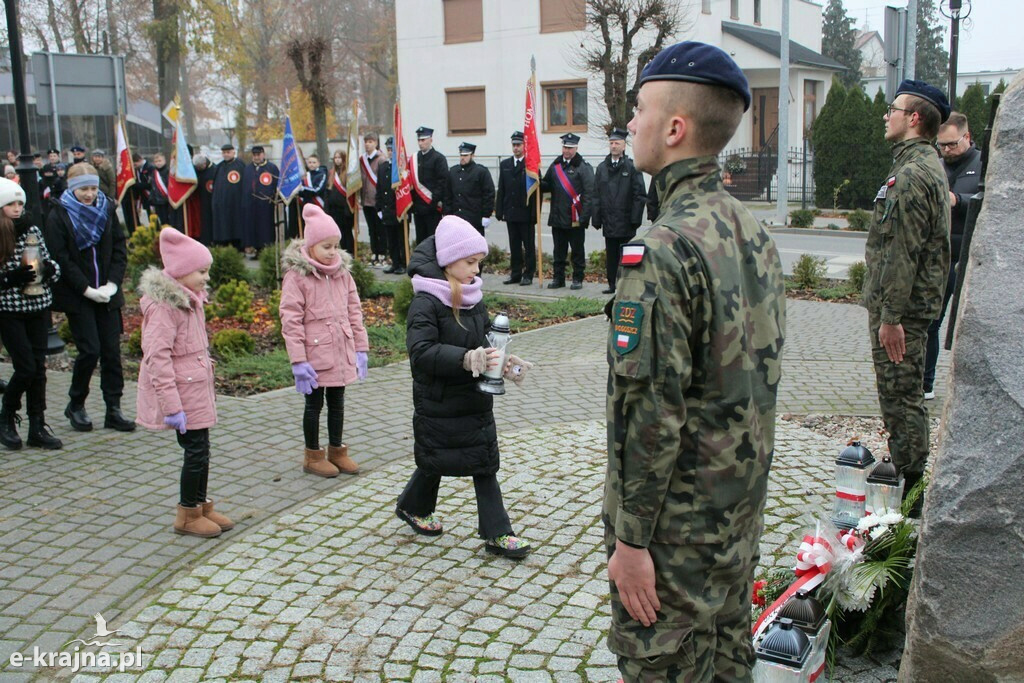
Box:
[717,139,816,206]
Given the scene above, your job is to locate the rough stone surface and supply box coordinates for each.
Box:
[900,72,1024,683]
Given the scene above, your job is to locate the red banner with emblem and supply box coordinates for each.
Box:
[393,100,413,221]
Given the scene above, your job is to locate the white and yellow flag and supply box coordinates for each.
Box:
[345,100,362,211]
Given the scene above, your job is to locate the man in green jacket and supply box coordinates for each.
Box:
[863,80,951,513]
[604,41,786,681]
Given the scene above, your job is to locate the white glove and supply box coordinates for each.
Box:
[377,211,383,219]
[99,281,118,298]
[84,286,110,303]
[481,217,491,229]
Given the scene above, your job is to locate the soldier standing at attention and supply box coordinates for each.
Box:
[863,80,951,515]
[445,142,495,235]
[410,127,448,244]
[603,41,785,681]
[592,127,647,294]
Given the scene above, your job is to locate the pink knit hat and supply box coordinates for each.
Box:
[302,203,341,247]
[159,227,212,279]
[435,215,488,267]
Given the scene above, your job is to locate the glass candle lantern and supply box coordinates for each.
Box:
[477,313,510,395]
[20,231,45,297]
[777,591,830,683]
[866,455,905,515]
[832,441,875,530]
[753,618,812,683]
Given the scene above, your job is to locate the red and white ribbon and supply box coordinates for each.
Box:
[752,533,836,640]
[838,529,863,552]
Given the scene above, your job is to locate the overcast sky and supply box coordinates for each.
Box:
[839,0,1021,72]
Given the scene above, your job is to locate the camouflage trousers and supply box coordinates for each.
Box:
[868,312,931,476]
[604,525,759,682]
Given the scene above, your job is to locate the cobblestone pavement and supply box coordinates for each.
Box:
[0,297,945,680]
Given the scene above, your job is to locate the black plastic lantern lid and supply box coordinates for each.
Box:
[756,618,811,667]
[867,455,901,485]
[778,590,826,633]
[836,440,876,468]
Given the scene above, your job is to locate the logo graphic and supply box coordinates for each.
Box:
[259,171,273,186]
[206,179,214,193]
[66,613,123,648]
[9,613,143,674]
[227,170,241,183]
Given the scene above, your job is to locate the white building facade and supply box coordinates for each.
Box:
[394,0,841,168]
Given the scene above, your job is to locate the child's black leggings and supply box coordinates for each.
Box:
[303,386,344,449]
[176,428,209,507]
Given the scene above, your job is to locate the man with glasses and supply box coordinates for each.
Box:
[923,111,982,400]
[864,80,951,517]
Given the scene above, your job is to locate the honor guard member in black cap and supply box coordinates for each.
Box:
[496,131,538,285]
[445,142,494,236]
[375,137,406,273]
[863,78,951,517]
[410,126,449,243]
[602,41,785,682]
[540,132,594,289]
[211,143,246,247]
[46,148,60,165]
[240,144,280,254]
[593,127,647,294]
[39,151,66,219]
[69,145,87,166]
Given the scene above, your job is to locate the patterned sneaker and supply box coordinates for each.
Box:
[485,534,531,559]
[396,508,443,536]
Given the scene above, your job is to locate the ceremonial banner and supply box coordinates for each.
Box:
[392,100,413,220]
[114,117,135,203]
[278,115,303,203]
[167,112,197,210]
[523,57,541,200]
[345,100,362,212]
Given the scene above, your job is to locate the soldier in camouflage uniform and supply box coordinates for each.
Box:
[863,80,951,508]
[604,42,786,681]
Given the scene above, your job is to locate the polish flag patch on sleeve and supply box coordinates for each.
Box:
[620,243,645,266]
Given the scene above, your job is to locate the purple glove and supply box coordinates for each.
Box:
[164,411,187,434]
[292,362,319,395]
[356,351,368,381]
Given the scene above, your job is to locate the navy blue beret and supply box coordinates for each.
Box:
[639,41,751,112]
[895,79,951,122]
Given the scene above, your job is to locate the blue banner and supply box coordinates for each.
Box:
[278,115,302,203]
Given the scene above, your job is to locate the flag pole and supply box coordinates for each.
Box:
[298,201,304,238]
[353,205,360,259]
[403,215,410,266]
[536,185,543,288]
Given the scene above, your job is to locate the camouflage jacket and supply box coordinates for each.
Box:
[862,137,951,324]
[603,156,786,548]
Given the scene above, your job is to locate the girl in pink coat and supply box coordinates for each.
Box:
[136,228,233,539]
[280,203,369,478]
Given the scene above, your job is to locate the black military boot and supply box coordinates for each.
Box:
[104,405,137,432]
[547,280,565,289]
[26,416,63,450]
[570,280,583,290]
[65,401,93,432]
[0,408,22,450]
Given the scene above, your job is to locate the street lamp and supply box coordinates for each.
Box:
[221,126,236,149]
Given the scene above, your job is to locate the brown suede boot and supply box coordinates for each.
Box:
[327,444,359,475]
[201,500,235,531]
[174,504,222,538]
[304,447,340,478]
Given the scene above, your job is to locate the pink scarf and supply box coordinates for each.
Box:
[301,246,343,276]
[411,274,483,309]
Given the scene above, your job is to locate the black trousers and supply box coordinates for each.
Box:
[397,467,514,540]
[604,235,632,288]
[414,211,441,245]
[152,203,170,227]
[0,311,48,416]
[177,428,210,507]
[385,221,406,269]
[507,221,536,279]
[327,203,354,255]
[363,207,387,257]
[552,226,586,283]
[67,303,124,407]
[303,386,345,449]
[924,263,957,392]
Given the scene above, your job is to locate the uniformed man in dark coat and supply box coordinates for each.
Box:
[593,127,647,294]
[445,142,494,236]
[195,155,217,246]
[540,133,594,289]
[149,152,171,226]
[376,137,406,274]
[39,148,64,220]
[495,131,537,286]
[211,143,246,247]
[923,110,982,399]
[410,126,448,244]
[241,145,280,253]
[69,145,87,166]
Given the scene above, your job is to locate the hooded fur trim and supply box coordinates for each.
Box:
[281,239,353,277]
[137,266,192,309]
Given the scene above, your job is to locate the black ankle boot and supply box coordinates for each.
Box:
[0,409,22,450]
[27,416,62,450]
[104,405,137,432]
[65,402,93,432]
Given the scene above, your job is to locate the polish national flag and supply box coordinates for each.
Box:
[616,334,630,348]
[115,118,135,203]
[620,244,645,266]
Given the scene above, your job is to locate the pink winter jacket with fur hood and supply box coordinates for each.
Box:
[135,267,217,430]
[279,241,369,387]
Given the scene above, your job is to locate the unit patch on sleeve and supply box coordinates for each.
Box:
[612,301,644,354]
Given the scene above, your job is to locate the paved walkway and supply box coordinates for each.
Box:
[0,298,947,680]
